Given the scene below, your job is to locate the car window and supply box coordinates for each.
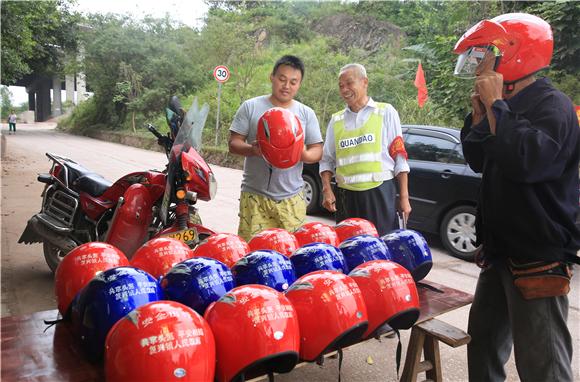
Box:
[405,133,464,164]
[447,144,465,164]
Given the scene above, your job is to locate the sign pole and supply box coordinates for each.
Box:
[212,65,230,147]
[214,82,222,146]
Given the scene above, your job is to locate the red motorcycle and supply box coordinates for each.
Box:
[19,97,217,272]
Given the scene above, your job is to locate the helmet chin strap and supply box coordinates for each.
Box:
[503,74,537,96]
[503,82,516,95]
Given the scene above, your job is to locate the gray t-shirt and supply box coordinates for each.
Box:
[230,95,322,200]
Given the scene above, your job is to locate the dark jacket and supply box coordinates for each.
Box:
[461,78,580,264]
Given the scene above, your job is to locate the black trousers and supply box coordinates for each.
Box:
[468,259,573,381]
[335,179,397,237]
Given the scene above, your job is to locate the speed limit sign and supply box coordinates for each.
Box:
[213,65,230,83]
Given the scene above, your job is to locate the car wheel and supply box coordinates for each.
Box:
[440,205,477,261]
[302,174,320,214]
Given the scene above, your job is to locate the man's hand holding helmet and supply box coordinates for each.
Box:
[454,13,554,134]
[250,140,262,157]
[475,52,503,110]
[470,92,486,126]
[474,52,503,133]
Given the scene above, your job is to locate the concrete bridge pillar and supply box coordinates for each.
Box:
[76,72,87,103]
[52,76,62,117]
[28,91,35,111]
[35,79,52,122]
[65,75,75,105]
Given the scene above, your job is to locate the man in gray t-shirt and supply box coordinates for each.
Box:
[229,55,323,241]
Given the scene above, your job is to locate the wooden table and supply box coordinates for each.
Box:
[1,280,472,382]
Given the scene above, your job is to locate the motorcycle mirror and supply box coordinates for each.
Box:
[168,96,183,117]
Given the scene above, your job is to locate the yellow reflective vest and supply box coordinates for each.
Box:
[333,103,392,191]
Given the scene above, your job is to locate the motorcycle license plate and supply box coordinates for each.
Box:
[161,228,198,245]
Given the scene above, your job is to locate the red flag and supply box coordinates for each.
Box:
[414,62,428,108]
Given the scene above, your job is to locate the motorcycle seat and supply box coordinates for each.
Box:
[72,173,113,197]
[61,160,96,185]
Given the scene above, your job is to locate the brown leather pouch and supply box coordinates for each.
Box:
[507,259,572,300]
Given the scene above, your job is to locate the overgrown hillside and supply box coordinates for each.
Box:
[50,1,579,148]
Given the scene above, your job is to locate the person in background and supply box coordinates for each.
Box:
[319,63,411,236]
[228,55,323,241]
[455,13,579,381]
[8,110,17,134]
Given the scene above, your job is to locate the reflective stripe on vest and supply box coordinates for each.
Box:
[337,171,394,186]
[333,103,393,191]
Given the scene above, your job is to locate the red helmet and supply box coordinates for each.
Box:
[204,285,300,382]
[453,13,553,83]
[293,222,339,247]
[105,301,215,382]
[191,233,249,268]
[335,218,379,243]
[55,242,129,316]
[130,237,192,279]
[257,107,304,169]
[349,260,419,337]
[285,270,368,361]
[248,228,299,257]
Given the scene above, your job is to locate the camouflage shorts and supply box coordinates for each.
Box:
[237,191,306,242]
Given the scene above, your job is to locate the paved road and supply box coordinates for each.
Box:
[1,123,578,381]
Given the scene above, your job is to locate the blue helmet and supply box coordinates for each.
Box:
[338,235,391,271]
[290,243,349,278]
[381,229,433,281]
[232,250,296,292]
[72,266,162,361]
[161,257,235,315]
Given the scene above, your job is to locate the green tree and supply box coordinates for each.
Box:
[0,0,79,84]
[113,62,143,132]
[74,0,559,137]
[527,1,580,103]
[530,1,580,75]
[77,15,207,128]
[1,86,13,120]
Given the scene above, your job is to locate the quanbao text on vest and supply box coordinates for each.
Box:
[339,134,376,149]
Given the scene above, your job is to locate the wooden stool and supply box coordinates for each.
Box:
[400,319,471,382]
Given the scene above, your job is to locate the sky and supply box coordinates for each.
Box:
[74,0,209,28]
[8,0,209,105]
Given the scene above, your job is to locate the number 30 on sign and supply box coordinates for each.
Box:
[213,65,230,83]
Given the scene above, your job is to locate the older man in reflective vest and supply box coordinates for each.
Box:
[320,63,411,236]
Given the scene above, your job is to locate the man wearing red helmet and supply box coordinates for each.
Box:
[229,55,323,241]
[320,63,412,236]
[456,13,579,381]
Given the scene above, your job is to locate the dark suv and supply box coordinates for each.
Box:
[302,125,481,261]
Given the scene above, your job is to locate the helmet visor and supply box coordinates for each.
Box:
[454,45,500,79]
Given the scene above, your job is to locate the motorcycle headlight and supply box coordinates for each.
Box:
[209,173,217,200]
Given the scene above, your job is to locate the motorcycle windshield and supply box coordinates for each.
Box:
[160,98,210,225]
[173,97,209,153]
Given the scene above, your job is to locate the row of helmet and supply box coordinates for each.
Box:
[127,217,432,285]
[243,218,433,283]
[58,250,419,381]
[56,228,424,320]
[56,217,432,336]
[54,218,431,381]
[207,261,420,382]
[102,263,417,382]
[198,218,432,280]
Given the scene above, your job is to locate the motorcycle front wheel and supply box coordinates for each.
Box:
[43,242,66,273]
